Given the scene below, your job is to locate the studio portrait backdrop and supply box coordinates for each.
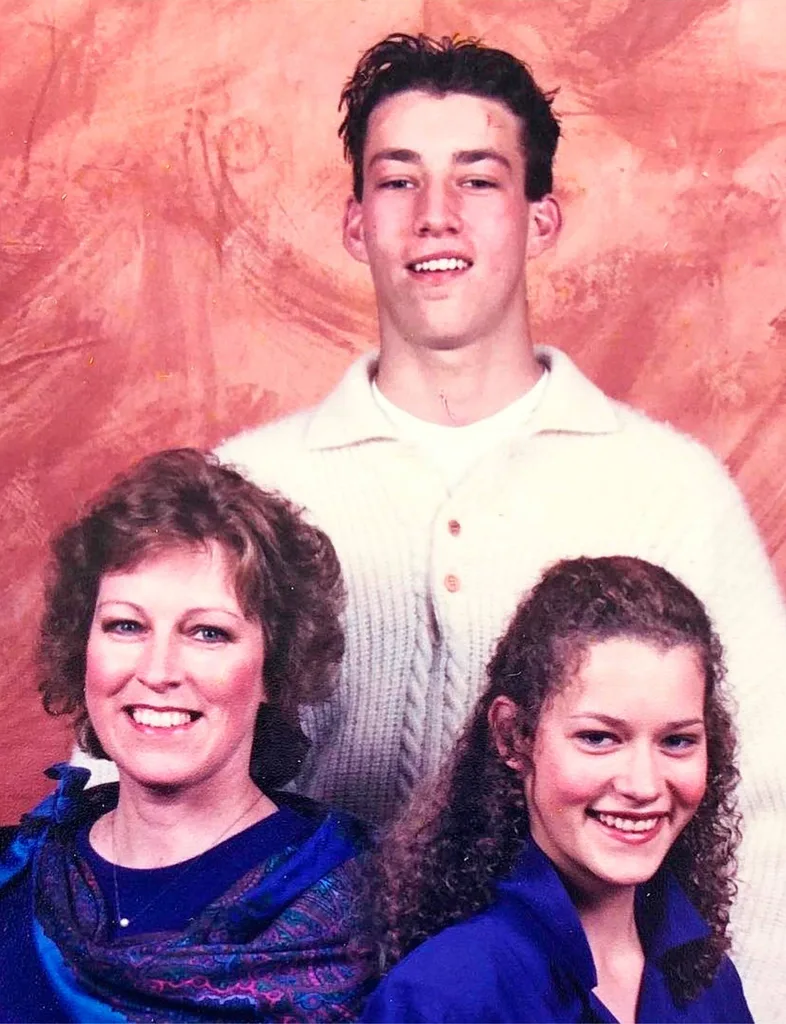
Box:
[2,0,785,822]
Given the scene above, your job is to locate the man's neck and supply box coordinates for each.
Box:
[375,337,543,426]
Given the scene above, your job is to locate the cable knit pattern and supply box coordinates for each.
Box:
[440,641,471,761]
[217,347,786,1022]
[396,588,433,806]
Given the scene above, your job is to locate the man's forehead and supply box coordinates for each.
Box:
[364,90,522,158]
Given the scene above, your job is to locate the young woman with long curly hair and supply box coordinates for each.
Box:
[363,555,751,1023]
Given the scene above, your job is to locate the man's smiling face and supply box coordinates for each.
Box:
[343,90,557,357]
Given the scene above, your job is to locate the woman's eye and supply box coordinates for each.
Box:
[576,731,617,749]
[192,625,231,643]
[102,618,142,635]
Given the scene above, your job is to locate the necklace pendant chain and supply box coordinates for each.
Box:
[110,790,264,931]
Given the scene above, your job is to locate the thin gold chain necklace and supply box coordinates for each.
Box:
[110,791,265,930]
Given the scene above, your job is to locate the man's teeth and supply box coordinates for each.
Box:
[412,257,469,273]
[595,813,661,833]
[131,708,194,728]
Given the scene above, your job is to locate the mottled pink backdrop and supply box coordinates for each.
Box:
[2,0,784,821]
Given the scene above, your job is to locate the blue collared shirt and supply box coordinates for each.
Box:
[362,838,753,1023]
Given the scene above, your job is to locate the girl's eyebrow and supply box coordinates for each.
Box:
[569,712,704,730]
[568,712,626,727]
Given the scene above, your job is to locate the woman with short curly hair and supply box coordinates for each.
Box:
[364,555,751,1023]
[0,448,374,1022]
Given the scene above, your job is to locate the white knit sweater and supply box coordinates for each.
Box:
[218,347,786,1018]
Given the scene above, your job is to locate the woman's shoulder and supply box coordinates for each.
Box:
[226,792,372,923]
[0,766,108,893]
[0,852,69,1022]
[0,825,18,856]
[271,790,373,858]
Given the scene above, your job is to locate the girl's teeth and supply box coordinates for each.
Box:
[131,708,192,728]
[596,813,660,833]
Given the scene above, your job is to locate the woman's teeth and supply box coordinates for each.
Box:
[130,708,194,728]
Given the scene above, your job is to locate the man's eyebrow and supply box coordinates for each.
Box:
[368,148,421,168]
[367,148,512,171]
[454,149,512,170]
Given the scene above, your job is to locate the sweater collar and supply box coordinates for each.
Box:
[303,347,620,452]
[304,353,394,450]
[497,838,711,994]
[520,347,620,442]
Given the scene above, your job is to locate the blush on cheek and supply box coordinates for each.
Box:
[668,761,709,842]
[527,761,600,816]
[554,764,603,802]
[531,738,604,806]
[683,773,708,814]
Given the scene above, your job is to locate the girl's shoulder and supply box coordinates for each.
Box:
[361,906,580,1023]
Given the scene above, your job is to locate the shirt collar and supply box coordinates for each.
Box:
[304,352,395,450]
[499,838,711,993]
[523,346,621,440]
[498,838,598,992]
[304,347,620,452]
[636,870,711,960]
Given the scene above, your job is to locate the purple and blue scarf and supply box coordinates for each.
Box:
[2,765,375,1022]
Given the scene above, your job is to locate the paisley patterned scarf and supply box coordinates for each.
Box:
[9,766,375,1022]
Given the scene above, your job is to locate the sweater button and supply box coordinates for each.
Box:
[444,574,461,593]
[447,519,461,536]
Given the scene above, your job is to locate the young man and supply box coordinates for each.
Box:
[219,35,786,1015]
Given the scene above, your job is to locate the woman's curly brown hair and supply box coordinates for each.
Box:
[38,448,345,789]
[374,556,740,1005]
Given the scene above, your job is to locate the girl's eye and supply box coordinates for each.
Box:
[192,625,231,643]
[576,731,617,749]
[662,733,701,752]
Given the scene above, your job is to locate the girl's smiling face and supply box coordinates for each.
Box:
[519,637,708,898]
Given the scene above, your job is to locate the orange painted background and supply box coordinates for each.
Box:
[2,0,785,822]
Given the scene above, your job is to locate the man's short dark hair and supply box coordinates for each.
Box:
[338,33,560,202]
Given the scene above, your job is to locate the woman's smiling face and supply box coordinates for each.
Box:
[523,636,708,898]
[85,541,265,796]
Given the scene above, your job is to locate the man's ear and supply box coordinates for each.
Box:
[343,195,369,265]
[526,194,562,259]
[488,695,530,773]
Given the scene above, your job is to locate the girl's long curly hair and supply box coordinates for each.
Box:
[374,556,740,1005]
